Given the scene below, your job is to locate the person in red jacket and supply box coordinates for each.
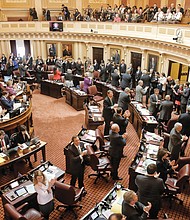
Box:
[52,67,61,80]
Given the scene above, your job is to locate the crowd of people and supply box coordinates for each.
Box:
[25,3,186,23]
[56,3,186,23]
[1,47,190,219]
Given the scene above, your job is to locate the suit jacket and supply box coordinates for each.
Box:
[119,63,126,74]
[140,74,151,87]
[135,85,147,102]
[149,94,162,114]
[15,132,30,145]
[118,91,131,111]
[168,127,182,161]
[122,201,148,220]
[135,70,142,82]
[113,113,128,135]
[68,143,85,176]
[0,134,10,152]
[156,159,174,183]
[0,96,13,112]
[135,175,165,206]
[120,73,131,89]
[109,131,126,158]
[102,96,115,122]
[111,72,120,87]
[181,88,190,105]
[178,113,190,136]
[158,100,173,121]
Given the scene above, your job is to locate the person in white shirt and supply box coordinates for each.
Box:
[174,8,182,22]
[153,8,164,22]
[33,170,56,220]
[165,8,172,22]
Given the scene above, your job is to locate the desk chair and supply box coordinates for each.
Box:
[87,85,103,102]
[54,181,84,219]
[162,164,190,208]
[87,145,112,184]
[4,202,43,220]
[93,71,100,80]
[95,128,110,155]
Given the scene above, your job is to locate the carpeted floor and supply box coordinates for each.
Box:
[0,90,190,220]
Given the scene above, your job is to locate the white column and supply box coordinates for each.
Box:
[57,42,62,58]
[73,42,79,60]
[40,40,46,60]
[141,49,147,70]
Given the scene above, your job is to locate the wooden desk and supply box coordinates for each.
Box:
[65,86,72,105]
[0,141,47,177]
[84,104,104,130]
[128,132,163,191]
[1,161,65,218]
[41,80,64,99]
[65,87,87,111]
[128,102,158,138]
[0,102,33,136]
[71,89,88,111]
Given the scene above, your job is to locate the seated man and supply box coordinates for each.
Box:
[113,107,129,135]
[0,130,10,153]
[0,91,14,112]
[122,190,151,220]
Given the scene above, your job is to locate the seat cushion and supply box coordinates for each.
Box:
[24,208,42,220]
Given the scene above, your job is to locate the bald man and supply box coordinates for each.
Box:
[109,123,127,180]
[168,122,188,161]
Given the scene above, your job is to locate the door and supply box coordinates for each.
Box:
[93,47,103,65]
[131,52,142,73]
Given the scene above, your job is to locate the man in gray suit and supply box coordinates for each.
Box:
[168,122,188,161]
[149,88,162,117]
[118,87,131,111]
[158,95,173,123]
[135,80,148,103]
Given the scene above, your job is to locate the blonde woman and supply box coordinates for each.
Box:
[33,170,55,220]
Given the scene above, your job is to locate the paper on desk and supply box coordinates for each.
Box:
[93,113,102,117]
[102,210,113,219]
[13,102,21,110]
[87,130,96,136]
[26,184,36,194]
[43,172,55,181]
[3,113,10,120]
[0,157,5,163]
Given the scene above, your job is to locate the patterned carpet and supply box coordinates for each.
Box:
[0,90,190,220]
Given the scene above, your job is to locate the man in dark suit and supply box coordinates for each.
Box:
[26,53,33,70]
[106,59,112,82]
[149,88,162,117]
[120,71,131,90]
[135,163,165,219]
[102,90,117,135]
[0,130,10,153]
[122,190,151,220]
[135,66,142,87]
[168,123,188,161]
[111,69,120,87]
[178,105,190,137]
[109,123,127,180]
[158,95,173,123]
[68,135,87,189]
[181,82,189,113]
[0,91,14,112]
[140,69,151,105]
[118,87,131,112]
[119,59,126,75]
[113,107,129,135]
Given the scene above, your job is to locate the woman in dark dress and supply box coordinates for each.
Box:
[156,148,178,183]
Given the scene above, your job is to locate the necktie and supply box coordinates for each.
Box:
[110,98,113,106]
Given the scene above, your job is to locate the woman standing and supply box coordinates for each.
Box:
[33,170,56,220]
